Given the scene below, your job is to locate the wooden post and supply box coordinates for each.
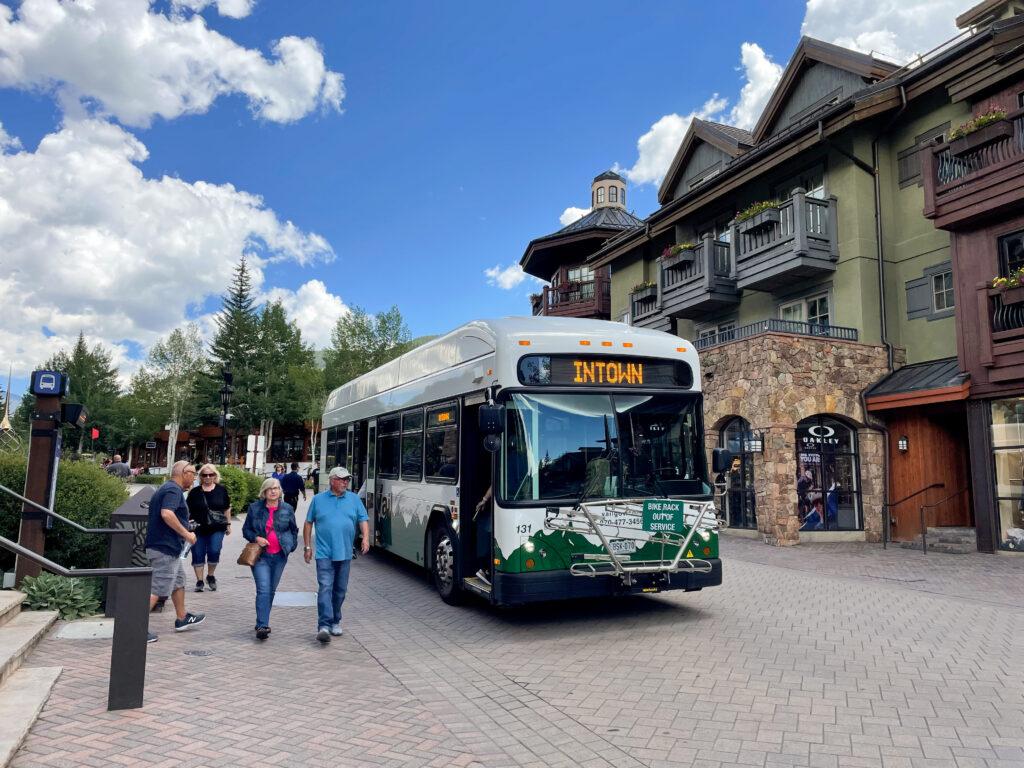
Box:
[15,394,62,585]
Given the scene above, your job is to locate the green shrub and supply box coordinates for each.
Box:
[217,465,261,516]
[0,454,128,571]
[20,572,101,619]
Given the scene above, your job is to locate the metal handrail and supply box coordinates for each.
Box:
[0,528,153,712]
[0,482,134,535]
[882,482,944,549]
[918,487,968,555]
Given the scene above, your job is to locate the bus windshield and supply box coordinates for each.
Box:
[501,392,709,503]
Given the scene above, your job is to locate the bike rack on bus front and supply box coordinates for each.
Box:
[544,499,716,585]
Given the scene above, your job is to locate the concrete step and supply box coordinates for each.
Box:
[0,611,58,689]
[0,593,24,629]
[0,666,62,767]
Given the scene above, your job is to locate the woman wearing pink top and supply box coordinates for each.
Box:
[242,478,298,640]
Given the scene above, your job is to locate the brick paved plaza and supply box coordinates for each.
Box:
[10,508,1024,768]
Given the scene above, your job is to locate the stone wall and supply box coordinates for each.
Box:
[700,332,900,545]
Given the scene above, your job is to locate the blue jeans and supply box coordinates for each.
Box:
[191,530,225,566]
[315,558,351,630]
[251,551,288,628]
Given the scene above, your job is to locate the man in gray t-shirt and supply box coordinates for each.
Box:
[105,455,132,479]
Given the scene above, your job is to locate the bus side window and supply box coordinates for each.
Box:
[378,416,400,477]
[401,409,424,481]
[425,403,458,483]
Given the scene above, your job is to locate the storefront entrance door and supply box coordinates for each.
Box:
[720,418,757,529]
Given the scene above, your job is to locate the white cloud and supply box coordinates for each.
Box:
[0,0,345,127]
[0,119,19,151]
[617,95,727,186]
[485,262,536,290]
[0,118,333,378]
[171,0,255,18]
[263,279,349,348]
[559,206,591,227]
[801,0,968,63]
[728,43,783,130]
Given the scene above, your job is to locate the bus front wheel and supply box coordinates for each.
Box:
[431,524,463,605]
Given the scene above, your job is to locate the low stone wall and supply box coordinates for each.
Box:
[700,332,898,546]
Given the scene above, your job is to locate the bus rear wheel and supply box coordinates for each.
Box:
[431,525,463,605]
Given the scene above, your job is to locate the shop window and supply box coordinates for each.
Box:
[719,417,757,529]
[795,416,861,531]
[932,270,954,311]
[989,399,1024,550]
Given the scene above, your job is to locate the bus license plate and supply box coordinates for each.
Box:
[608,539,636,556]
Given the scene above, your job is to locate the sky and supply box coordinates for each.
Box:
[0,0,973,399]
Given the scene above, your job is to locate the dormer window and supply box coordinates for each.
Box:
[609,186,617,203]
[596,187,606,204]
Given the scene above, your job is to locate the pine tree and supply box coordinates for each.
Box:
[252,300,313,452]
[203,257,260,432]
[43,332,121,454]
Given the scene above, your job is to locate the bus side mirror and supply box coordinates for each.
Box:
[711,448,733,474]
[479,404,505,436]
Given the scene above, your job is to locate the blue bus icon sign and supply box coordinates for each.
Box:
[30,370,67,397]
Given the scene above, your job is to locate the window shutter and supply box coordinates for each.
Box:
[905,276,931,319]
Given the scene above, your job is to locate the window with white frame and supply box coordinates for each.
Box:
[608,186,617,203]
[620,186,626,206]
[781,293,829,327]
[932,270,954,311]
[596,187,606,204]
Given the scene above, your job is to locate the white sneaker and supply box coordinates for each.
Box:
[475,568,490,585]
[329,623,343,636]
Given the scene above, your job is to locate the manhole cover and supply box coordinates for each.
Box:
[183,649,213,657]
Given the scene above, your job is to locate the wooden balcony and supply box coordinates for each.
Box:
[732,191,838,292]
[659,234,739,319]
[923,108,1024,230]
[532,272,611,319]
[975,286,1024,386]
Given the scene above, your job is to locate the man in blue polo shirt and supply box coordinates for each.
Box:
[303,466,368,643]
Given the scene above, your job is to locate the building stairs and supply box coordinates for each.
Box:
[0,591,60,767]
[897,526,977,554]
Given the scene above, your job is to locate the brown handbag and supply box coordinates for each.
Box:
[237,541,264,567]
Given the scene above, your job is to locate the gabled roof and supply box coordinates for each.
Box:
[520,206,642,279]
[657,119,754,205]
[750,37,899,144]
[956,0,1019,29]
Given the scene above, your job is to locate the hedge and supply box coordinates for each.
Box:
[0,454,129,571]
[217,465,261,516]
[132,474,166,485]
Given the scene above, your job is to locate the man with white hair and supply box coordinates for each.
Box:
[144,460,206,643]
[303,466,368,643]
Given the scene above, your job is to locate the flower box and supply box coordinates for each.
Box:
[1000,285,1024,305]
[950,120,1013,157]
[738,207,780,234]
[662,248,695,270]
[631,285,657,301]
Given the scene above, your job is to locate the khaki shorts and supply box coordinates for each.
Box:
[146,548,187,598]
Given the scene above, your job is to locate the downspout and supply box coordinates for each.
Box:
[818,84,908,545]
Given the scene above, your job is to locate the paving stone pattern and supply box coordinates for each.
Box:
[11,509,1024,768]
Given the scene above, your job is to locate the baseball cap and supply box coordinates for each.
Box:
[329,466,351,480]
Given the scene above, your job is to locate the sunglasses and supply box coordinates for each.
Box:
[200,473,215,478]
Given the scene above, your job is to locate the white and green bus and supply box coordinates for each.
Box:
[320,316,730,606]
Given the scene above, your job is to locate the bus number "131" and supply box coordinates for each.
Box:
[516,524,532,535]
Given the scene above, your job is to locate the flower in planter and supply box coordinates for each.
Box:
[992,267,1024,290]
[662,242,697,259]
[630,281,657,294]
[950,109,1008,141]
[735,199,782,223]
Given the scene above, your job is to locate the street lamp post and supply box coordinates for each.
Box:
[219,364,233,466]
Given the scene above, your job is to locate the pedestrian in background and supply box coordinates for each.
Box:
[144,460,206,642]
[187,464,232,592]
[303,466,368,643]
[106,454,131,479]
[242,477,298,640]
[281,461,307,512]
[307,461,320,493]
[271,463,286,482]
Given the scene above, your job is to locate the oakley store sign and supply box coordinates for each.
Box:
[798,424,841,447]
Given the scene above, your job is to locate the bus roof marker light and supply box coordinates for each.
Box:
[601,341,613,347]
[579,340,591,346]
[676,346,687,352]
[622,342,634,348]
[518,340,531,346]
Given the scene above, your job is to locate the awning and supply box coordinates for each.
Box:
[865,357,969,411]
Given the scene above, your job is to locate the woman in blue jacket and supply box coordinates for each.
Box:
[242,478,298,640]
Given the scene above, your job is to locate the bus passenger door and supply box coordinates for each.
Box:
[365,420,378,546]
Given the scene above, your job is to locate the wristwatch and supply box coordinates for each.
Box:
[304,546,312,551]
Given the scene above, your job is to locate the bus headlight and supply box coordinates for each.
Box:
[699,529,710,542]
[523,540,536,553]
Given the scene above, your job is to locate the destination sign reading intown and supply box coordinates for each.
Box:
[517,355,693,388]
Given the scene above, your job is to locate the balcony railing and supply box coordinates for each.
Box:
[533,272,611,319]
[657,235,738,319]
[694,318,858,351]
[992,291,1024,333]
[923,108,1024,229]
[732,191,838,291]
